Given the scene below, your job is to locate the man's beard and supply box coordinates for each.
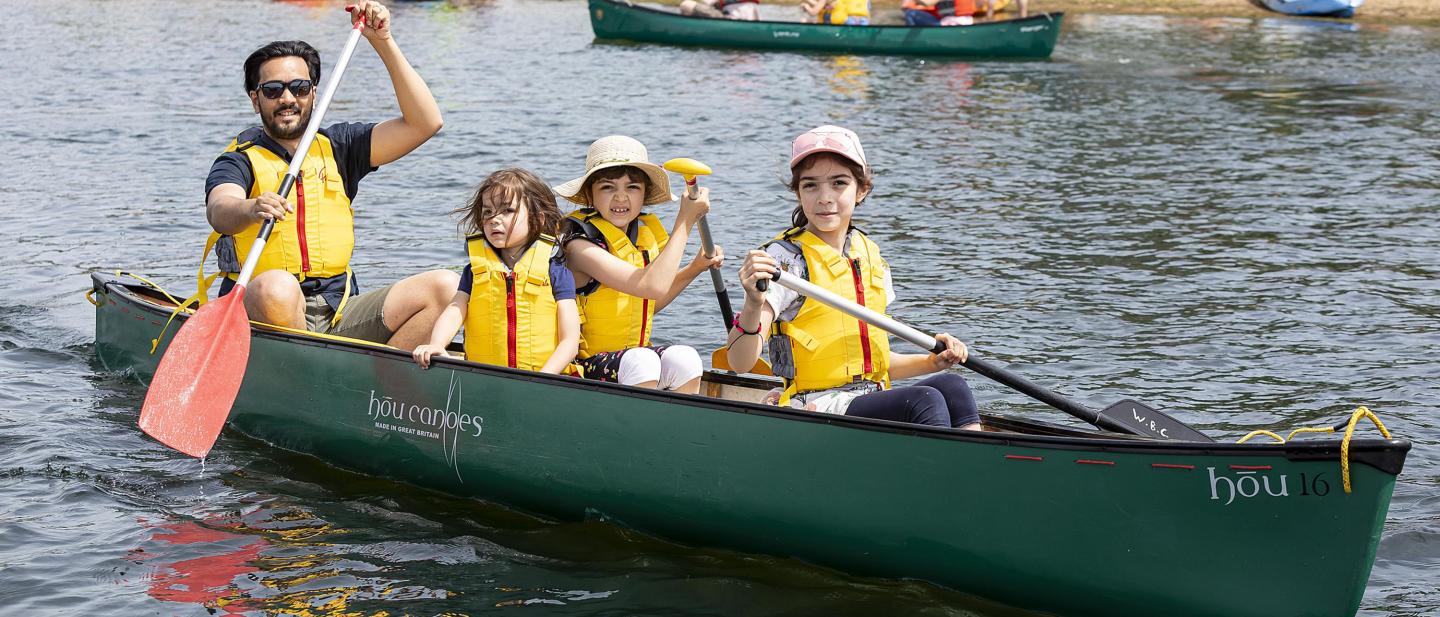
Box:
[261,103,312,141]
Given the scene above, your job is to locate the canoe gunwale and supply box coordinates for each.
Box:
[93,271,1411,476]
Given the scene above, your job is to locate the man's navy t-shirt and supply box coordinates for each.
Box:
[204,122,377,203]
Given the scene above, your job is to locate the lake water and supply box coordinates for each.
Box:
[1,0,1437,615]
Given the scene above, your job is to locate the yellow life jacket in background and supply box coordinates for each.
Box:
[198,129,355,300]
[822,0,870,23]
[934,0,979,16]
[768,228,891,405]
[464,235,560,372]
[566,210,669,358]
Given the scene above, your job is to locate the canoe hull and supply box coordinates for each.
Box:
[1254,0,1361,17]
[93,273,1406,617]
[588,0,1064,58]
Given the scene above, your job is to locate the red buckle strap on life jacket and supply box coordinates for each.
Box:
[295,170,310,273]
[850,258,874,375]
[505,272,518,368]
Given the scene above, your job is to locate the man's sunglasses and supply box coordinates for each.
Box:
[255,79,315,99]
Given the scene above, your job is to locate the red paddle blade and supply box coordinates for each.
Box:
[138,287,253,458]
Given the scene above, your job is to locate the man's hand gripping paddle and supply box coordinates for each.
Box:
[764,269,1213,441]
[138,12,369,458]
[662,158,772,376]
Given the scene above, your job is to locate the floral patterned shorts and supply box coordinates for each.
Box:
[575,345,672,383]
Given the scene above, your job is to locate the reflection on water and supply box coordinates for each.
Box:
[129,502,484,614]
[129,509,393,616]
[828,55,870,98]
[1215,80,1397,116]
[3,0,1439,615]
[132,519,267,612]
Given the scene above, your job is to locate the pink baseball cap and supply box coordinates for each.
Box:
[789,125,868,170]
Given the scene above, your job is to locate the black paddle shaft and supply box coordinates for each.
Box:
[963,356,1114,431]
[963,355,1214,442]
[696,218,735,328]
[764,270,1213,441]
[251,173,297,244]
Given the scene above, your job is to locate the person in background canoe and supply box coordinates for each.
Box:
[903,0,1026,25]
[726,126,981,429]
[679,0,761,20]
[555,136,723,394]
[801,0,870,25]
[411,169,580,374]
[202,1,456,350]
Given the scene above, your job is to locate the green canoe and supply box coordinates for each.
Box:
[588,0,1063,58]
[92,272,1409,617]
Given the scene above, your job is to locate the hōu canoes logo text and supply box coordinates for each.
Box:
[1207,467,1331,506]
[365,371,482,480]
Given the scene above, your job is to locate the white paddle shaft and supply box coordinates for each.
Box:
[770,270,944,354]
[234,22,366,288]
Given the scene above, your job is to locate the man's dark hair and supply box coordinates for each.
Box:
[243,41,321,93]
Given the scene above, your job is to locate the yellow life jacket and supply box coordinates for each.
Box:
[464,234,560,372]
[197,129,356,308]
[566,210,669,358]
[768,228,891,405]
[822,0,869,23]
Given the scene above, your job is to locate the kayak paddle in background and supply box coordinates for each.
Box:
[662,157,772,376]
[138,14,369,458]
[766,269,1214,441]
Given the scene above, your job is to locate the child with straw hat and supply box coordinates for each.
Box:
[556,136,724,393]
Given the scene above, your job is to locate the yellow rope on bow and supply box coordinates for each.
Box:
[112,271,202,355]
[1236,429,1285,444]
[1340,406,1391,494]
[105,271,398,353]
[1287,426,1337,441]
[115,271,188,307]
[1235,406,1393,494]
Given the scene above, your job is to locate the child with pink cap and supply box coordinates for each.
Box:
[725,125,981,428]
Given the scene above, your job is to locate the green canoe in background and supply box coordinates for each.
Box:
[92,272,1409,617]
[588,0,1063,57]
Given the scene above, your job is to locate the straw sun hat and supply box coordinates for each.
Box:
[553,136,677,206]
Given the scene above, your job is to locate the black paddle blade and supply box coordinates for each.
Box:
[1098,399,1214,442]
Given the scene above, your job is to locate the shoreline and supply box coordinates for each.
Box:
[704,0,1440,26]
[1031,0,1440,25]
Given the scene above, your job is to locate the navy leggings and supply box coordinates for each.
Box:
[846,373,980,428]
[904,8,942,26]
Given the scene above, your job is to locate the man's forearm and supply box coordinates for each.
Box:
[207,193,257,236]
[374,37,442,135]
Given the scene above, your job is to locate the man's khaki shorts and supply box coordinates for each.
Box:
[303,284,395,344]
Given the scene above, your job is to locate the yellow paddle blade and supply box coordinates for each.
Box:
[712,347,772,376]
[663,157,712,178]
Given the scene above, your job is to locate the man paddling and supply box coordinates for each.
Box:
[202,1,455,350]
